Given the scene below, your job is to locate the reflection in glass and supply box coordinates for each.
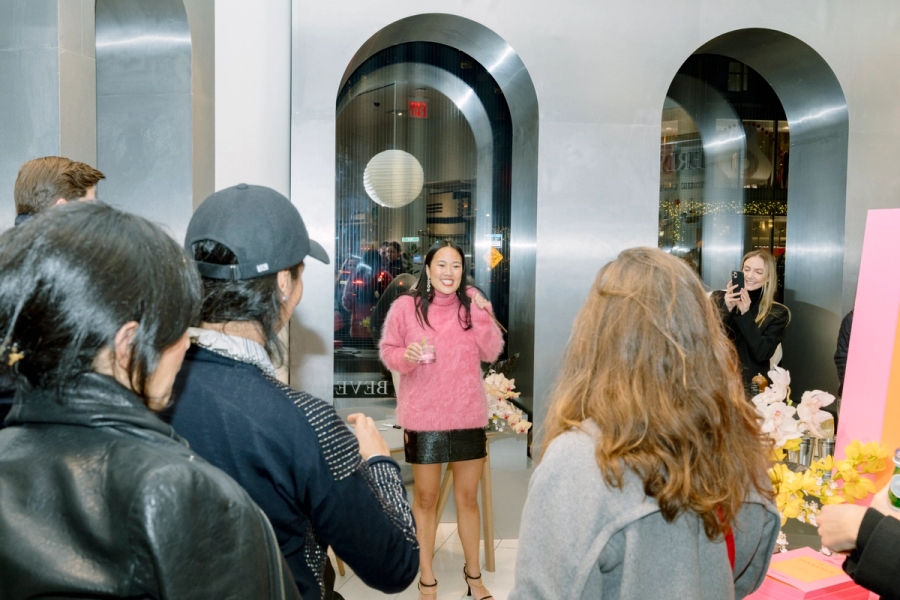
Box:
[659,55,790,299]
[334,43,512,400]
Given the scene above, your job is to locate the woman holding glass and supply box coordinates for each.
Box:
[380,240,504,600]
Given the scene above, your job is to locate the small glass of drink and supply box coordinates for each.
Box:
[418,339,436,364]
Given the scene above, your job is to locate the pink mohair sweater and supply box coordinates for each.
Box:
[379,287,504,431]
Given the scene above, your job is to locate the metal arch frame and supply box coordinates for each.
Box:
[697,28,850,396]
[336,14,540,407]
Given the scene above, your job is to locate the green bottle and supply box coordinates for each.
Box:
[888,448,900,510]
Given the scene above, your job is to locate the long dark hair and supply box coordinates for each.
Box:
[0,202,201,403]
[409,240,472,330]
[191,239,300,365]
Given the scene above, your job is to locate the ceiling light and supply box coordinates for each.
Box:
[363,150,424,208]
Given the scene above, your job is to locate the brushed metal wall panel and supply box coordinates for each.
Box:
[182,0,214,209]
[0,0,59,231]
[96,93,193,231]
[699,28,849,396]
[95,0,190,96]
[287,0,900,430]
[0,0,58,48]
[95,0,193,241]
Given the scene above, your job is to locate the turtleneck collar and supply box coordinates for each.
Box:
[430,291,459,306]
[188,327,277,378]
[748,287,764,304]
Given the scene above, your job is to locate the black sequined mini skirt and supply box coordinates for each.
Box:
[404,428,487,464]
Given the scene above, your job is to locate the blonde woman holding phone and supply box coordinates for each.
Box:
[711,249,790,393]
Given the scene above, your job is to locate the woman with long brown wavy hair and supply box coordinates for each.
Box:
[510,247,778,600]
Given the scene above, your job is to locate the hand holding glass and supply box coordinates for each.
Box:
[404,339,435,364]
[418,338,436,364]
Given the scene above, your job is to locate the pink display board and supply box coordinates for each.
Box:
[837,208,900,486]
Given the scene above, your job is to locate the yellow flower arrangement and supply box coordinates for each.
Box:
[768,440,890,526]
[754,367,891,527]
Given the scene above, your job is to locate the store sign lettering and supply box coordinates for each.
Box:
[660,148,705,173]
[334,381,390,396]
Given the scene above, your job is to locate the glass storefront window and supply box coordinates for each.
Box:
[659,54,789,296]
[334,42,512,400]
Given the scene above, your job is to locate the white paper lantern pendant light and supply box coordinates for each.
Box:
[363,149,424,208]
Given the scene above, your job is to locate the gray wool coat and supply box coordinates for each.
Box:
[510,421,779,600]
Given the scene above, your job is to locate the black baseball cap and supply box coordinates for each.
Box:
[186,183,329,280]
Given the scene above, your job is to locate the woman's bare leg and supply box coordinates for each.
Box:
[452,457,491,599]
[411,462,443,593]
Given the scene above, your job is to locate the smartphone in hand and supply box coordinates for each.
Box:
[731,270,745,293]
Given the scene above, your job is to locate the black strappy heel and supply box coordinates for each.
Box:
[463,565,494,600]
[417,577,437,598]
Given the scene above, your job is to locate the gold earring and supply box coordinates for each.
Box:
[6,344,24,367]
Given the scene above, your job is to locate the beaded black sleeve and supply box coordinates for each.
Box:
[266,376,417,597]
[268,378,361,481]
[362,459,419,547]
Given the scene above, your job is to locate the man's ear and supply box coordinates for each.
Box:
[113,321,140,373]
[53,198,68,206]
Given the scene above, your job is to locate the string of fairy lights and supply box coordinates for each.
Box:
[659,197,787,245]
[660,119,789,245]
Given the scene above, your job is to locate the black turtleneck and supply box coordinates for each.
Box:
[713,287,789,395]
[747,287,763,306]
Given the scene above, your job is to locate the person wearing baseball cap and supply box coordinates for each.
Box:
[164,184,419,600]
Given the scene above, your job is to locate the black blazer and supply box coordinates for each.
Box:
[711,289,789,393]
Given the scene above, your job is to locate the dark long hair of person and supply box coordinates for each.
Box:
[543,247,773,540]
[409,240,473,331]
[0,202,201,403]
[191,239,301,366]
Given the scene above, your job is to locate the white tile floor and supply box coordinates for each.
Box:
[330,523,519,600]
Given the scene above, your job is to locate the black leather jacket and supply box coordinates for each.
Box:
[0,372,302,600]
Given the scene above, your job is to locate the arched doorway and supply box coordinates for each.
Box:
[331,15,539,409]
[659,29,849,395]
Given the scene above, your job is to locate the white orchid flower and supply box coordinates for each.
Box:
[752,386,783,409]
[760,401,802,447]
[797,390,836,438]
[766,366,791,402]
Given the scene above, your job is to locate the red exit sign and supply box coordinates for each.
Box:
[408,101,427,119]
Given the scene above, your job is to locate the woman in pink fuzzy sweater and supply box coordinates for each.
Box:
[380,240,504,600]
